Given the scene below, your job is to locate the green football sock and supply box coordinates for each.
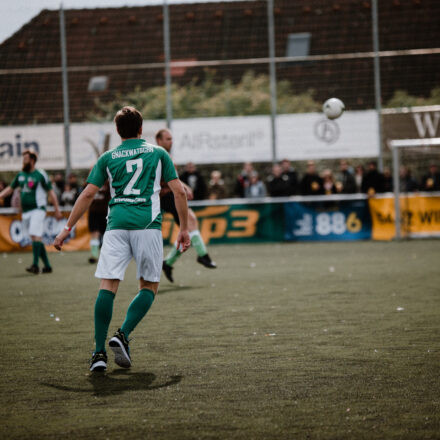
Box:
[90,238,100,259]
[165,243,182,266]
[121,289,155,338]
[38,241,51,268]
[32,242,39,266]
[94,289,115,353]
[190,230,207,257]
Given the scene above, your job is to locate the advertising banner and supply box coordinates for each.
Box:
[276,110,379,160]
[382,106,440,150]
[0,121,165,172]
[284,200,372,241]
[162,203,285,246]
[369,194,440,240]
[1,110,379,171]
[0,212,90,252]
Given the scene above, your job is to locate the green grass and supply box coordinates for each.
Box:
[1,240,439,439]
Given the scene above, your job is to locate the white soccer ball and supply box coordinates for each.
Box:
[323,98,345,120]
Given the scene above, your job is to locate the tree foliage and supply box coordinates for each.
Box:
[89,70,321,121]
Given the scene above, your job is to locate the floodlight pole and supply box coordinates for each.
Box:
[371,0,383,172]
[267,0,278,164]
[163,0,173,129]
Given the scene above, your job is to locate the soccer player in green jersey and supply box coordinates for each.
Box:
[0,149,62,274]
[157,129,216,283]
[53,106,191,372]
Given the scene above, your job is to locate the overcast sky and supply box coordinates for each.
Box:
[0,0,245,44]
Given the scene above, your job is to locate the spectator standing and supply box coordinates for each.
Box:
[207,170,226,200]
[399,166,418,192]
[67,173,81,202]
[52,172,65,200]
[180,162,207,200]
[322,169,336,195]
[266,164,291,197]
[300,161,324,195]
[60,184,77,209]
[383,167,393,193]
[280,159,298,195]
[362,161,384,195]
[354,165,364,193]
[245,172,266,198]
[421,163,440,191]
[234,162,254,197]
[338,160,356,194]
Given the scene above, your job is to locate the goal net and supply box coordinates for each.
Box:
[389,137,440,239]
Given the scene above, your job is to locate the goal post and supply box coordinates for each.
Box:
[389,137,440,240]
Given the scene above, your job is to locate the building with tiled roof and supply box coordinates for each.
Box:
[0,0,439,125]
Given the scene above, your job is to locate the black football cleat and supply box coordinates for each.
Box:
[162,261,174,282]
[109,329,131,369]
[90,351,107,372]
[41,266,53,274]
[25,264,40,274]
[197,254,217,269]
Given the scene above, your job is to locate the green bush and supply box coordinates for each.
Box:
[385,87,440,108]
[89,70,321,121]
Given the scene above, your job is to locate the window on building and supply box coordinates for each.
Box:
[88,76,109,92]
[286,33,311,58]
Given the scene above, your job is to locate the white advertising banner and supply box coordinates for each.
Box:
[276,110,379,160]
[171,116,272,165]
[0,121,165,172]
[0,111,378,171]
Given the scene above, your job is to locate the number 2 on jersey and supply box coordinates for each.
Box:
[123,158,143,195]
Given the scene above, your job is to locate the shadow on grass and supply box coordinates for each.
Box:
[41,371,182,396]
[158,285,204,295]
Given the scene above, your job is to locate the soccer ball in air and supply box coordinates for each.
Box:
[322,98,345,120]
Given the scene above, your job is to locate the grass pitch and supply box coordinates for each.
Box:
[0,240,439,439]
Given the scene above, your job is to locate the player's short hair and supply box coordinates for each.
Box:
[155,128,170,142]
[114,106,143,139]
[22,149,38,163]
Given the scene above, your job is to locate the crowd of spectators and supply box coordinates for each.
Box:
[198,159,440,200]
[0,161,439,208]
[229,160,440,199]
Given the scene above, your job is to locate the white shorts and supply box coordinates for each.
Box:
[22,209,46,238]
[95,229,163,282]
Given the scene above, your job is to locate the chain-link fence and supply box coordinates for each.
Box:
[0,0,439,176]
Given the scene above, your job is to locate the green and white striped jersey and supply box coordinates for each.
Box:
[11,169,52,212]
[87,138,178,231]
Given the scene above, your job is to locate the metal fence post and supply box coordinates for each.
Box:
[163,0,173,129]
[267,0,278,164]
[59,4,71,177]
[392,144,401,240]
[371,0,383,172]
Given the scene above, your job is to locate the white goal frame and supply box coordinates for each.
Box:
[389,137,440,239]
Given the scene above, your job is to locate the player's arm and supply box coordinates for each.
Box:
[181,182,194,201]
[48,189,63,220]
[0,185,13,200]
[53,183,100,250]
[168,179,191,252]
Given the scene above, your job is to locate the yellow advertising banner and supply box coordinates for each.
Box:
[0,212,90,252]
[369,195,440,240]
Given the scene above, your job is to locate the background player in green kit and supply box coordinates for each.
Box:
[156,129,216,283]
[0,149,62,274]
[53,106,190,372]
